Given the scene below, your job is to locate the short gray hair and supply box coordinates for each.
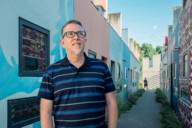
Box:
[61,19,84,34]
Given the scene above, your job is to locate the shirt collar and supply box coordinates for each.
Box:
[61,53,91,66]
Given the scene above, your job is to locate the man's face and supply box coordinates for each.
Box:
[61,23,87,56]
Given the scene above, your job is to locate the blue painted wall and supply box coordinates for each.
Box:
[0,0,74,127]
[108,24,128,102]
[172,15,180,113]
[129,51,140,90]
[108,23,141,102]
[122,42,131,100]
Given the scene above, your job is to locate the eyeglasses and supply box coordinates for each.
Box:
[63,31,86,38]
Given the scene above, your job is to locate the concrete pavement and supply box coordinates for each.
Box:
[118,90,161,128]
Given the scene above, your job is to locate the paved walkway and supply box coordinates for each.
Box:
[118,90,161,128]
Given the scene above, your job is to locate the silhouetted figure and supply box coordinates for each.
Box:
[144,77,148,90]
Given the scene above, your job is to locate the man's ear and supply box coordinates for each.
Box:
[60,38,65,48]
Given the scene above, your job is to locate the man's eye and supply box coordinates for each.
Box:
[79,32,84,36]
[79,31,85,36]
[68,32,74,36]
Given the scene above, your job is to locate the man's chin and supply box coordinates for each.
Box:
[72,49,83,56]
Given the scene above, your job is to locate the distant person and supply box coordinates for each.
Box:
[144,77,148,90]
[38,19,117,128]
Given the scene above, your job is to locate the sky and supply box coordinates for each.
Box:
[108,0,182,47]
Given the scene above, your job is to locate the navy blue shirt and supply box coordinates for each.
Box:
[38,54,115,128]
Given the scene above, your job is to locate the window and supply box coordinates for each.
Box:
[168,65,171,79]
[172,63,176,79]
[19,17,50,76]
[162,71,166,84]
[180,88,189,101]
[183,54,188,77]
[132,70,135,86]
[149,58,153,68]
[117,63,121,79]
[116,63,122,91]
[174,64,177,79]
[8,96,40,128]
[130,69,132,83]
[110,60,115,81]
[125,67,129,79]
[88,50,96,59]
[183,0,187,7]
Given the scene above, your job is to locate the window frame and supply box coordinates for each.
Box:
[110,60,116,81]
[19,17,50,77]
[183,54,188,77]
[180,88,190,101]
[149,58,153,68]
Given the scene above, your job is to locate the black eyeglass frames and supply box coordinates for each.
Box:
[63,31,86,38]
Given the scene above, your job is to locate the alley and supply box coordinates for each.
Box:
[0,0,190,128]
[118,90,161,128]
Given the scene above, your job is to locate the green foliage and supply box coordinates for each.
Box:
[155,88,183,128]
[155,88,169,106]
[141,43,156,59]
[118,89,145,118]
[156,46,163,54]
[140,43,162,59]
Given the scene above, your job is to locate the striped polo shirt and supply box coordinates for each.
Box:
[38,54,115,128]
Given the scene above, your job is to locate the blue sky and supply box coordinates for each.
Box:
[108,0,182,47]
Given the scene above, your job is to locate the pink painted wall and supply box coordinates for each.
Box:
[74,0,109,61]
[93,0,107,11]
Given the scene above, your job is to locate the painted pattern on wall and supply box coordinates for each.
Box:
[0,0,74,128]
[0,46,40,100]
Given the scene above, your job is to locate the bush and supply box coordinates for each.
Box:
[155,88,183,128]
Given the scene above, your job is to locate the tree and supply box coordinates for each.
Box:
[140,43,156,59]
[156,46,162,54]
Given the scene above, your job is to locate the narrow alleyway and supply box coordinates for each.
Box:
[118,90,161,128]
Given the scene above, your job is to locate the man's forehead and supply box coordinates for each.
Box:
[64,23,84,32]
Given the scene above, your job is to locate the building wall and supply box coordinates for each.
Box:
[160,44,171,102]
[160,45,168,92]
[129,51,140,93]
[121,37,130,100]
[108,22,141,102]
[122,42,130,84]
[108,13,122,36]
[108,24,130,102]
[74,0,109,61]
[171,6,182,113]
[166,25,173,103]
[0,0,74,127]
[128,38,140,60]
[179,0,192,127]
[108,24,124,83]
[122,28,129,44]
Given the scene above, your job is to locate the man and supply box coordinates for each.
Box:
[38,19,117,128]
[144,77,148,90]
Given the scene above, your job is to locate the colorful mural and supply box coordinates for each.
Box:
[0,0,74,127]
